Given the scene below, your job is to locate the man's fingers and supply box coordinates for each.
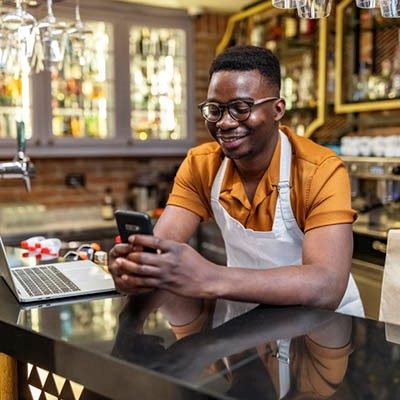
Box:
[120,274,160,288]
[113,276,154,295]
[117,257,162,277]
[109,243,132,259]
[128,234,173,253]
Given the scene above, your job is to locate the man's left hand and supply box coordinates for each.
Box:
[115,234,221,299]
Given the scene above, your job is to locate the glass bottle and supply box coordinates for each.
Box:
[298,53,315,108]
[389,30,400,99]
[101,186,116,221]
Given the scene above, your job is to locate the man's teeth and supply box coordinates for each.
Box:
[220,135,245,142]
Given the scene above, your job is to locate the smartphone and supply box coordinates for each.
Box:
[114,209,157,252]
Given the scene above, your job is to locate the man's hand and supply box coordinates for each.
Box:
[109,242,155,295]
[113,234,221,299]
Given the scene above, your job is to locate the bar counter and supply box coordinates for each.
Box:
[0,276,399,400]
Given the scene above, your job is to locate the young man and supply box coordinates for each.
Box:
[109,45,364,323]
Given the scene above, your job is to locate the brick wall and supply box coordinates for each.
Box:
[194,13,229,144]
[0,12,229,209]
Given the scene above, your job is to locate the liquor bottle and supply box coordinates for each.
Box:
[281,66,294,110]
[297,53,315,107]
[326,51,335,104]
[140,28,151,56]
[101,186,116,221]
[375,59,392,99]
[284,15,298,39]
[389,30,400,99]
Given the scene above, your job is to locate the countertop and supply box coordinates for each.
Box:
[0,277,399,400]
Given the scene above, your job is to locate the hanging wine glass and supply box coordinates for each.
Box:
[67,0,92,66]
[1,0,36,70]
[36,0,68,70]
[1,0,36,31]
[0,30,11,70]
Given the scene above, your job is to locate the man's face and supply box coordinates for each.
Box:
[205,70,284,161]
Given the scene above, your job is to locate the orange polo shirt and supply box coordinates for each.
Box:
[167,126,356,232]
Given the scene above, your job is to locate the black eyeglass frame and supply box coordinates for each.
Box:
[198,96,280,123]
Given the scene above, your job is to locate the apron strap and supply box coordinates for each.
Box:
[276,338,291,399]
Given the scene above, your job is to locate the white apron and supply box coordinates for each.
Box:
[211,130,364,328]
[211,131,363,398]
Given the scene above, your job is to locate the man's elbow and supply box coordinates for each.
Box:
[301,271,349,311]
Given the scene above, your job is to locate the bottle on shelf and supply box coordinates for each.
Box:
[326,51,335,104]
[373,59,392,100]
[297,53,315,108]
[101,186,116,220]
[281,65,295,110]
[284,15,298,40]
[389,29,400,99]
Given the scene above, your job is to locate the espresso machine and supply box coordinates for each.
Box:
[343,156,400,266]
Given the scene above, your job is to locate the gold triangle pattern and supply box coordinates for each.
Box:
[36,367,49,386]
[70,381,84,399]
[25,364,84,400]
[52,374,66,394]
[27,366,42,388]
[43,373,59,396]
[28,384,42,400]
[44,393,58,400]
[59,380,76,400]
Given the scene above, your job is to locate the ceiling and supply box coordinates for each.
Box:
[116,0,253,14]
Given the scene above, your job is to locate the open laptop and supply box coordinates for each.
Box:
[0,237,116,303]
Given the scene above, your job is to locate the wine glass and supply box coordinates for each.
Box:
[36,0,68,69]
[67,0,92,66]
[1,0,36,32]
[1,0,36,67]
[297,0,333,18]
[0,30,10,70]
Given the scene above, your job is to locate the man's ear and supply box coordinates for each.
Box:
[273,98,286,122]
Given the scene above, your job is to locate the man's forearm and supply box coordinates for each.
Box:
[213,263,347,309]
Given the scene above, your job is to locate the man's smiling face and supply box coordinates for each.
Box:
[205,69,283,162]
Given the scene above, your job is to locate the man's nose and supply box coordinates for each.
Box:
[216,107,237,128]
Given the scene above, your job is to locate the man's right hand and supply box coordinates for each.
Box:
[108,243,154,295]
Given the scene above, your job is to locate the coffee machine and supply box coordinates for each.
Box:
[343,156,400,266]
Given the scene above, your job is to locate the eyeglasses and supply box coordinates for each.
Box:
[198,96,279,123]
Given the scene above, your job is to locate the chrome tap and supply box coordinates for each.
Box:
[0,121,35,192]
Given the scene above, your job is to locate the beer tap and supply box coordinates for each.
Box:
[0,121,35,192]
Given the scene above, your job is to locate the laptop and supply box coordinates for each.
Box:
[0,237,116,303]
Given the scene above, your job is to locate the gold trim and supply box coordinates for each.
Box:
[335,0,400,113]
[305,17,327,137]
[216,2,327,138]
[216,1,273,55]
[0,353,17,400]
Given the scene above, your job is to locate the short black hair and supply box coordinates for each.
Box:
[209,45,281,91]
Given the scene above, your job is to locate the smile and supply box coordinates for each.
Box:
[217,134,247,143]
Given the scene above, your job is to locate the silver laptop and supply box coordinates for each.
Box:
[0,237,116,302]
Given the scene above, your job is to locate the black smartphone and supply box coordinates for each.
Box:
[114,209,157,252]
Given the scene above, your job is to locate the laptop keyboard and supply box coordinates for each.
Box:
[12,265,81,297]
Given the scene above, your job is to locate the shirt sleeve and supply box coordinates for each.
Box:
[167,150,213,222]
[293,336,352,397]
[304,156,357,232]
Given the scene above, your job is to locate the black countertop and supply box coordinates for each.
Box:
[0,277,400,400]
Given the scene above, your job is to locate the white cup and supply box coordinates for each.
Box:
[359,136,372,157]
[384,136,398,157]
[371,136,385,157]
